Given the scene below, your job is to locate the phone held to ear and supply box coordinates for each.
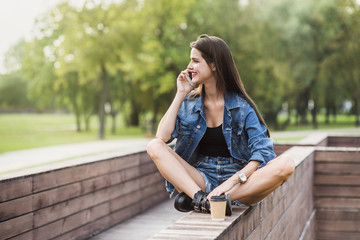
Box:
[185,72,194,86]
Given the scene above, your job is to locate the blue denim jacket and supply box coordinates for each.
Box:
[166,90,276,196]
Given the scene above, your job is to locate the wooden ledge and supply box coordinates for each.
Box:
[0,149,147,181]
[297,133,328,146]
[150,206,250,240]
[150,146,316,240]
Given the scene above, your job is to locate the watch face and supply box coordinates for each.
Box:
[240,175,246,181]
[239,172,247,183]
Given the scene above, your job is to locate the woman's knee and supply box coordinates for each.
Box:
[146,138,166,159]
[270,154,295,181]
[277,154,295,180]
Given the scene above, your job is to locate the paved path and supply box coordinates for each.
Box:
[1,127,359,175]
[271,127,360,140]
[0,138,152,175]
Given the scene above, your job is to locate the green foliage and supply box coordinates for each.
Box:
[1,0,360,140]
[0,72,34,109]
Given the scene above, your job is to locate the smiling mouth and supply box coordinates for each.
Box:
[191,72,197,78]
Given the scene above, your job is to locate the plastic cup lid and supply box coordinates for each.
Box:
[210,195,226,202]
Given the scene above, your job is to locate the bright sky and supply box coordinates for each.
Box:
[0,0,64,73]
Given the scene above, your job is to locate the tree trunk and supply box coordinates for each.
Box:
[151,99,159,134]
[325,95,331,124]
[75,111,81,132]
[354,97,360,127]
[111,111,117,135]
[296,91,309,125]
[129,100,140,126]
[264,110,279,130]
[280,104,291,130]
[98,62,109,139]
[84,111,92,131]
[71,97,81,132]
[311,103,318,129]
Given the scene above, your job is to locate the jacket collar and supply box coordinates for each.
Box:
[191,92,204,113]
[191,89,244,113]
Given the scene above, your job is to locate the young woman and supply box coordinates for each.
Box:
[146,34,295,215]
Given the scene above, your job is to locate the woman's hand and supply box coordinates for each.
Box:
[207,178,238,200]
[176,70,195,95]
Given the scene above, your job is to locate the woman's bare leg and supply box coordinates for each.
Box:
[227,154,295,205]
[146,138,205,198]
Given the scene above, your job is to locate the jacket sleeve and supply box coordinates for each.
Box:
[244,104,276,168]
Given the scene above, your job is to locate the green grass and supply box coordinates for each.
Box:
[270,113,358,142]
[0,113,358,154]
[0,113,146,153]
[274,114,357,131]
[272,136,305,142]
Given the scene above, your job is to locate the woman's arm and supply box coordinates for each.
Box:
[155,92,187,142]
[207,160,260,199]
[155,71,194,142]
[244,104,276,167]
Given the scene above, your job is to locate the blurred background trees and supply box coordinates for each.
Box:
[1,0,359,139]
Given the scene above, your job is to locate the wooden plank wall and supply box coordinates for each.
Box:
[273,133,328,156]
[226,147,316,240]
[151,134,360,240]
[327,136,360,148]
[273,144,293,156]
[314,148,360,240]
[1,134,359,240]
[151,147,317,240]
[0,151,168,240]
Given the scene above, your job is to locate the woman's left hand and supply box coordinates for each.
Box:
[207,179,236,200]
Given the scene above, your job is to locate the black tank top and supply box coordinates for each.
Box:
[198,124,231,157]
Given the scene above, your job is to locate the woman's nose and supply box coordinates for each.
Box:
[187,62,193,70]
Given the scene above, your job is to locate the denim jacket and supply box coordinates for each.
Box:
[166,90,276,196]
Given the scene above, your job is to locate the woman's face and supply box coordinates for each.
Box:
[187,48,215,85]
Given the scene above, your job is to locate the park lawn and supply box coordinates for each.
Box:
[275,113,357,131]
[0,113,357,154]
[0,113,146,153]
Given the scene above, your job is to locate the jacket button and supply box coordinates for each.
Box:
[189,140,193,145]
[197,125,201,129]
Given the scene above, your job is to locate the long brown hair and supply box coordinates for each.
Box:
[190,34,270,137]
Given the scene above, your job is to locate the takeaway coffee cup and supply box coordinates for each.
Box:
[210,195,227,221]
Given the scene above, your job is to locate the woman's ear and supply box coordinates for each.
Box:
[210,63,216,71]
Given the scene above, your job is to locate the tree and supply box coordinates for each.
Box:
[15,0,360,136]
[0,40,35,111]
[21,7,62,112]
[0,72,34,110]
[134,0,195,132]
[23,0,144,137]
[336,0,360,126]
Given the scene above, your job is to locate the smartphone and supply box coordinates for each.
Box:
[185,72,194,86]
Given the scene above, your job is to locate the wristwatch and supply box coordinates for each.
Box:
[237,172,247,184]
